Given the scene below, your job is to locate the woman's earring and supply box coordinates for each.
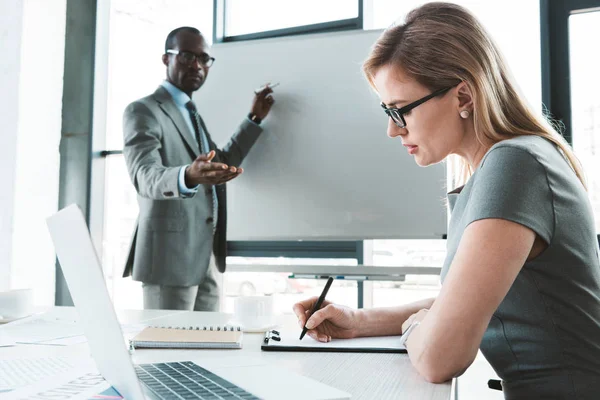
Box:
[460,110,470,119]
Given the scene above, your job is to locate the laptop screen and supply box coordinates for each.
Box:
[47,204,144,399]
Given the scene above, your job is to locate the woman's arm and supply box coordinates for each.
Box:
[293,296,435,341]
[403,218,537,383]
[354,297,436,337]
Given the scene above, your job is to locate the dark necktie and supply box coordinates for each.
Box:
[185,101,218,231]
[185,101,205,152]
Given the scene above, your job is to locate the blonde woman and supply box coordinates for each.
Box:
[293,3,600,398]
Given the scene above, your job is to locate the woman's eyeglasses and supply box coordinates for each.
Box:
[381,85,455,128]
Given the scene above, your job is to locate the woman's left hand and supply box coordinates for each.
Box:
[402,309,429,333]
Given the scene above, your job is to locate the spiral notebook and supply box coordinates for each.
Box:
[130,325,243,349]
[261,329,406,353]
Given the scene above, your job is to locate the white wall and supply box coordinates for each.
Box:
[0,0,24,292]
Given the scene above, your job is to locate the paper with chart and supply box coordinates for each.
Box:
[0,357,80,393]
[2,360,116,400]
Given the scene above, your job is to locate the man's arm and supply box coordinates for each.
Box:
[122,101,182,200]
[202,85,274,167]
[178,165,199,197]
[210,119,263,167]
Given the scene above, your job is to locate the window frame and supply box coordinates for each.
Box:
[541,0,600,144]
[212,0,363,43]
[83,0,555,309]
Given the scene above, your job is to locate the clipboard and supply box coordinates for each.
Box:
[261,329,407,353]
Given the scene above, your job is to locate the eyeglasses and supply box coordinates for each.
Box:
[380,85,455,128]
[166,49,215,68]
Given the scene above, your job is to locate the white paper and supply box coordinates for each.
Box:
[121,323,147,337]
[0,317,147,346]
[3,361,116,400]
[0,330,16,347]
[0,314,36,324]
[36,335,89,346]
[266,328,406,351]
[0,316,83,345]
[0,357,79,392]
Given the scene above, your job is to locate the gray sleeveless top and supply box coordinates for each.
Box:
[441,136,600,399]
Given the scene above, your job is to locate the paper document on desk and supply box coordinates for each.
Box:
[262,329,407,353]
[30,323,146,346]
[0,315,84,345]
[2,359,116,400]
[0,316,146,346]
[0,330,15,347]
[0,357,79,393]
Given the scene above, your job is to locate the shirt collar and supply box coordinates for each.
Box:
[161,80,191,107]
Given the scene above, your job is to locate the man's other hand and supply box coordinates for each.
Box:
[251,85,275,120]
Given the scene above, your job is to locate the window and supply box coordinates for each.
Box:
[366,0,542,307]
[222,0,360,39]
[223,257,359,315]
[365,0,542,111]
[370,240,444,307]
[95,0,544,311]
[102,154,139,308]
[570,10,600,232]
[99,0,214,309]
[10,0,65,306]
[104,0,214,150]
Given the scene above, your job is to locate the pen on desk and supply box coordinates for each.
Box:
[299,276,334,340]
[254,82,280,94]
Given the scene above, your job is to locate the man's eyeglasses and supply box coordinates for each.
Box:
[381,85,455,128]
[166,49,215,68]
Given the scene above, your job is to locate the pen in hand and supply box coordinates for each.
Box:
[299,276,334,340]
[254,82,280,94]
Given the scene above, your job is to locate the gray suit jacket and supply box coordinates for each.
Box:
[122,86,262,286]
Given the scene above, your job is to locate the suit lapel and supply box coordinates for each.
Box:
[153,86,200,156]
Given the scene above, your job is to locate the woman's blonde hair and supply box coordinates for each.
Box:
[362,2,586,189]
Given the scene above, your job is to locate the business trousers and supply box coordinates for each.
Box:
[142,256,221,312]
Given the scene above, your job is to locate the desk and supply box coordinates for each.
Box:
[1,307,452,400]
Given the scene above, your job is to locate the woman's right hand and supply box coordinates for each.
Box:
[292,297,361,342]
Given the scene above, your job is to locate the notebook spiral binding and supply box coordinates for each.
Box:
[151,325,242,332]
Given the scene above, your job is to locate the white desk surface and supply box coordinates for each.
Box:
[0,307,452,400]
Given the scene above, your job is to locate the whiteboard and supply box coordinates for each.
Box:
[195,29,447,240]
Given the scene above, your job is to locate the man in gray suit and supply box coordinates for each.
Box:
[122,26,274,311]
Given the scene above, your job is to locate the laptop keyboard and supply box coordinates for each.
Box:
[135,361,259,399]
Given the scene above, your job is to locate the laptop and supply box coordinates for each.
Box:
[47,204,351,400]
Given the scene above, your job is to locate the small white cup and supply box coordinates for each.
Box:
[0,288,34,320]
[232,295,275,331]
